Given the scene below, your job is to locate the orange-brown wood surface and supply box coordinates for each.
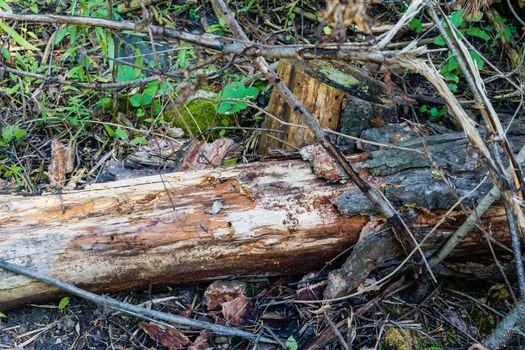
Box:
[0,160,366,309]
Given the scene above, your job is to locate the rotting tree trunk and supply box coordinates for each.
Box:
[0,153,513,310]
[0,160,366,310]
[257,59,397,153]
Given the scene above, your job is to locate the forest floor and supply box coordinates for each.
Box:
[1,0,525,349]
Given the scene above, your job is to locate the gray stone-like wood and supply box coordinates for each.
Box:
[334,121,525,216]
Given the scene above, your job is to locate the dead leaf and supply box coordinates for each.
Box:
[457,0,493,15]
[139,322,189,350]
[127,137,185,168]
[221,295,253,326]
[204,280,246,311]
[179,138,235,171]
[302,144,346,182]
[383,69,396,95]
[189,330,211,350]
[324,0,372,40]
[488,283,510,300]
[48,138,74,188]
[370,116,386,128]
[296,281,327,301]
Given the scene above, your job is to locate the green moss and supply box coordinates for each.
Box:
[165,98,235,137]
[415,336,443,350]
[384,328,412,350]
[470,308,496,337]
[318,65,360,88]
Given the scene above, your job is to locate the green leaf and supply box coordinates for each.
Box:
[450,11,464,27]
[114,128,128,140]
[144,81,159,96]
[132,136,148,145]
[443,72,459,83]
[0,311,6,318]
[129,94,142,107]
[464,27,491,41]
[440,56,458,75]
[223,158,238,167]
[98,97,113,110]
[469,50,485,70]
[429,107,447,121]
[0,0,12,12]
[434,35,446,46]
[0,22,38,51]
[323,26,332,35]
[0,45,10,60]
[216,82,259,115]
[104,124,115,137]
[419,105,428,113]
[130,93,153,107]
[285,336,298,350]
[2,125,26,143]
[448,83,458,92]
[58,296,70,310]
[408,18,423,33]
[116,65,138,82]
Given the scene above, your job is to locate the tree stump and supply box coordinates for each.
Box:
[257,59,398,153]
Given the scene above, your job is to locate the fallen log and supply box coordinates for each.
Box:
[0,160,367,310]
[0,150,512,310]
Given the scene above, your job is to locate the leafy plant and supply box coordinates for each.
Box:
[215,82,259,115]
[0,125,26,147]
[420,104,448,122]
[206,17,228,35]
[434,10,496,46]
[58,296,71,310]
[285,336,298,350]
[408,18,423,33]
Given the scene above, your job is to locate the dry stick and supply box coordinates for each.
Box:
[0,11,415,61]
[0,259,276,344]
[374,0,425,49]
[483,298,525,349]
[427,2,525,215]
[429,144,525,267]
[0,63,161,89]
[210,0,435,281]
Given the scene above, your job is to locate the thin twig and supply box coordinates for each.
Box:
[0,259,276,344]
[0,11,421,61]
